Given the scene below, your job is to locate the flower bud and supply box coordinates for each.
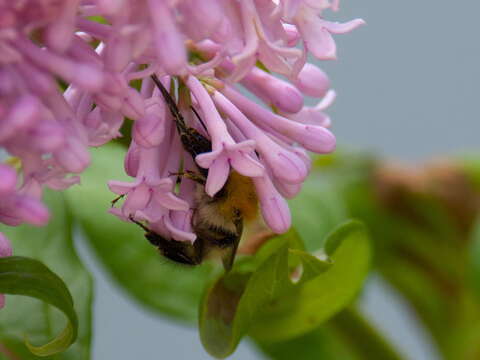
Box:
[148,0,187,75]
[105,37,133,72]
[0,95,41,143]
[54,137,90,173]
[121,88,146,120]
[242,67,304,113]
[124,143,140,177]
[15,196,50,226]
[253,176,291,234]
[294,63,330,98]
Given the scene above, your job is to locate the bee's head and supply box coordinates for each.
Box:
[145,232,203,266]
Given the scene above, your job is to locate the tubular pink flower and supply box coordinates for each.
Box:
[104,36,133,73]
[169,156,197,243]
[53,135,90,174]
[222,85,336,153]
[186,76,264,196]
[124,141,140,177]
[0,194,50,227]
[147,0,187,75]
[108,141,189,220]
[177,0,224,43]
[84,107,124,146]
[294,63,330,98]
[109,118,193,241]
[0,95,42,143]
[133,98,166,148]
[241,67,304,114]
[212,91,308,185]
[253,175,291,234]
[15,37,105,92]
[282,90,336,128]
[292,5,365,60]
[231,0,304,80]
[45,0,79,53]
[274,178,303,199]
[283,24,301,46]
[0,164,16,196]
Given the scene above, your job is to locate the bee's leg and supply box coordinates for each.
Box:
[223,220,243,272]
[111,194,125,207]
[169,170,206,185]
[128,215,151,233]
[221,234,241,272]
[192,237,205,265]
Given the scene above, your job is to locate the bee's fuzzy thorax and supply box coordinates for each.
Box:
[219,172,258,221]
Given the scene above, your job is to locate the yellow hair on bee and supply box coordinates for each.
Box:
[218,172,258,221]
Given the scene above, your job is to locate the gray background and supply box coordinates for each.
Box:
[77,1,479,359]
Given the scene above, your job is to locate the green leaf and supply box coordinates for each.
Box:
[199,229,334,358]
[250,220,371,342]
[323,220,365,256]
[0,256,77,356]
[199,242,290,358]
[0,190,92,359]
[288,249,332,285]
[65,143,215,322]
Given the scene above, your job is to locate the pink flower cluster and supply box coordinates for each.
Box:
[0,1,363,245]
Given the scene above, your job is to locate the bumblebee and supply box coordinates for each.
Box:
[130,75,258,271]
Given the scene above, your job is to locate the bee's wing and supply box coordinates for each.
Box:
[222,219,243,272]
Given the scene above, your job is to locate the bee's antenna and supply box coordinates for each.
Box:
[190,105,209,134]
[151,74,188,133]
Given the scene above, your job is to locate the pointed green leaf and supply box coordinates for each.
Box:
[323,220,366,256]
[199,242,290,358]
[0,256,77,356]
[250,220,371,342]
[288,249,332,284]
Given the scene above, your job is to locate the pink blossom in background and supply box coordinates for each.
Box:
[0,0,364,241]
